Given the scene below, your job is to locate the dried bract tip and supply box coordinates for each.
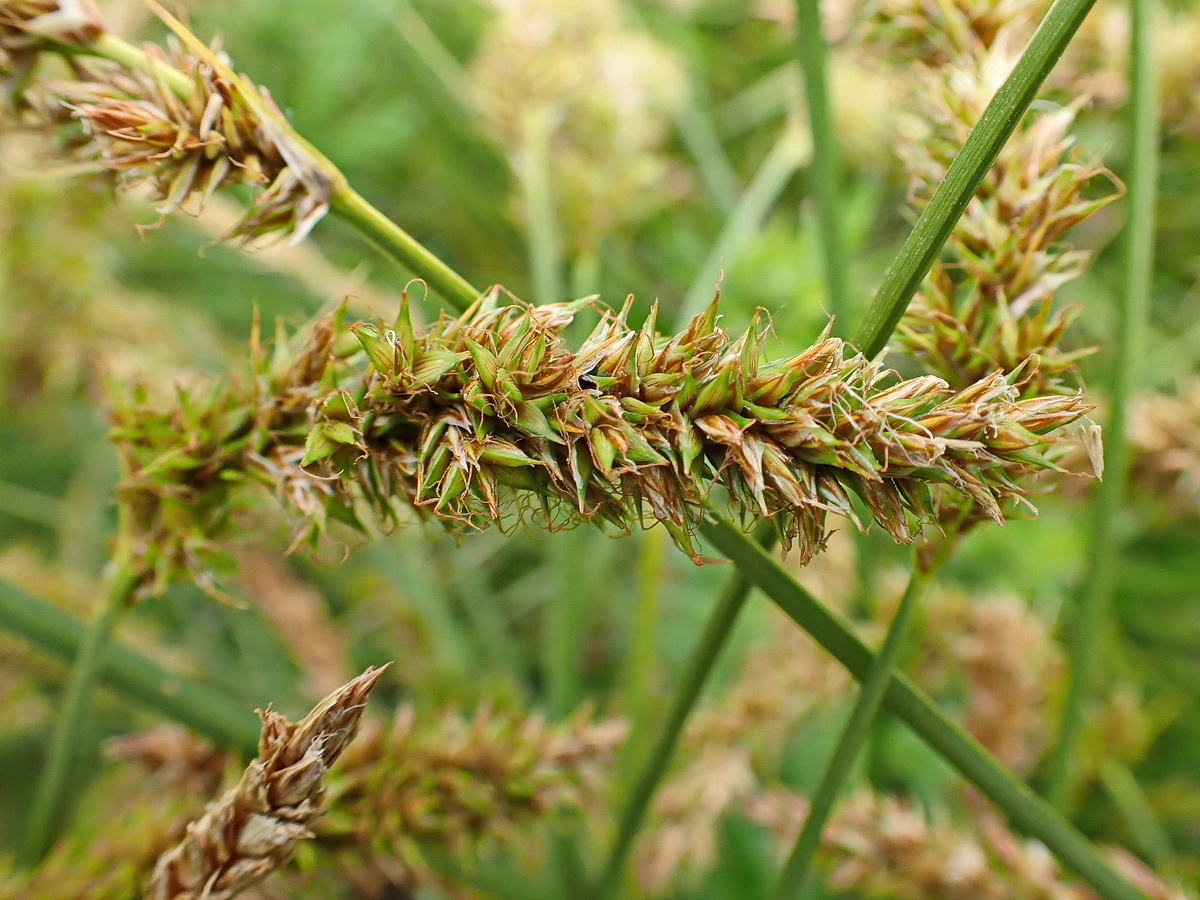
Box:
[145,664,389,900]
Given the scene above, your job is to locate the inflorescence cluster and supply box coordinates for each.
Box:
[2,0,336,244]
[112,289,1089,595]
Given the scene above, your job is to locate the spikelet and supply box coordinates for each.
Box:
[745,790,1087,900]
[1127,380,1200,520]
[323,704,626,879]
[109,292,1091,595]
[1,1,103,85]
[5,1,337,244]
[145,665,387,900]
[0,699,620,899]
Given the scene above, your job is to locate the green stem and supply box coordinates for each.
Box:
[700,518,1146,900]
[672,93,741,214]
[1043,0,1158,809]
[591,526,776,900]
[0,577,261,753]
[19,534,138,867]
[518,107,564,306]
[621,527,666,758]
[852,0,1098,357]
[546,530,589,720]
[794,0,848,327]
[680,125,806,321]
[770,563,930,900]
[330,189,480,313]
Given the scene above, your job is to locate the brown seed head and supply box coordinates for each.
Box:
[145,665,388,900]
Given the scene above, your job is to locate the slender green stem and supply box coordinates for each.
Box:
[680,124,806,321]
[770,563,930,900]
[0,577,261,752]
[19,533,138,867]
[518,107,564,306]
[700,518,1146,900]
[621,527,666,759]
[1043,0,1158,809]
[1100,762,1175,875]
[673,94,741,214]
[330,189,480,313]
[794,0,848,327]
[852,0,1098,357]
[592,526,777,900]
[546,530,589,720]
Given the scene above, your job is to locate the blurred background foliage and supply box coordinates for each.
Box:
[1,0,1200,896]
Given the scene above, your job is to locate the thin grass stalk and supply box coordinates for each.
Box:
[672,94,741,214]
[700,518,1146,900]
[0,481,65,528]
[770,562,931,900]
[852,0,1099,357]
[620,527,667,770]
[547,530,589,720]
[330,189,479,313]
[794,0,848,327]
[1044,0,1159,808]
[679,125,806,320]
[0,577,261,752]
[518,106,564,306]
[1100,762,1176,876]
[18,529,138,867]
[591,525,776,900]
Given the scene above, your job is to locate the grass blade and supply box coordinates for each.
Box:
[1043,0,1159,808]
[794,0,848,326]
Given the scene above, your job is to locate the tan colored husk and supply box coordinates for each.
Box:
[4,0,337,245]
[145,665,388,900]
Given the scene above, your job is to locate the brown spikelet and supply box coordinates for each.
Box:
[145,664,388,900]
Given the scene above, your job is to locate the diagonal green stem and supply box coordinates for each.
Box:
[701,518,1145,900]
[770,563,930,900]
[1043,0,1158,809]
[18,532,138,867]
[330,189,480,313]
[794,0,848,326]
[852,0,1098,357]
[679,125,807,321]
[592,526,777,900]
[0,576,260,752]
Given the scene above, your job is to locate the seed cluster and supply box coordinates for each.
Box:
[145,666,387,900]
[112,291,1089,594]
[866,0,1120,398]
[3,0,334,245]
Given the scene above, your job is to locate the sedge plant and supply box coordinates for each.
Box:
[0,1,1182,899]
